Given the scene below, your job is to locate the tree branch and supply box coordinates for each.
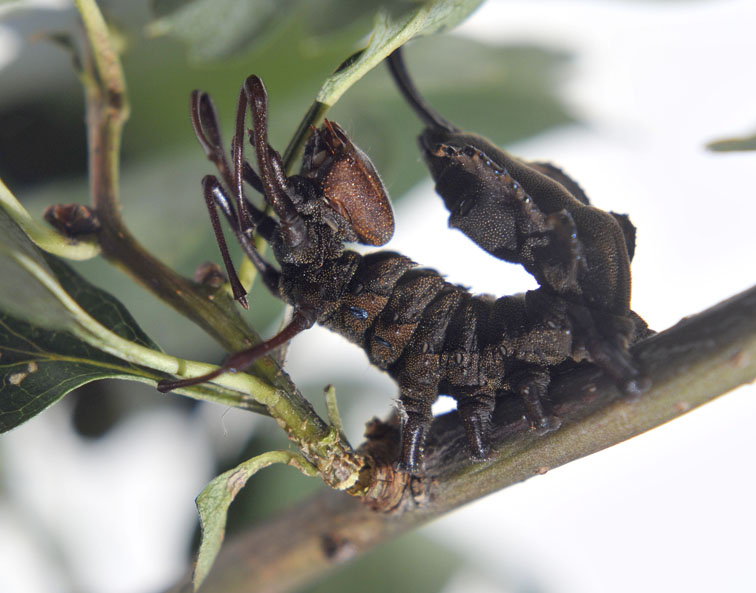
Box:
[170,284,756,593]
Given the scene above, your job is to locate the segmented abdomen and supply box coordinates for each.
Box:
[292,250,575,402]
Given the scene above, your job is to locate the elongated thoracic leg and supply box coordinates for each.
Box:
[243,75,308,249]
[190,90,233,184]
[201,175,280,294]
[156,307,318,392]
[201,175,248,306]
[191,89,264,304]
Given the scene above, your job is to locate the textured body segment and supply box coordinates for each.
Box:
[286,247,582,470]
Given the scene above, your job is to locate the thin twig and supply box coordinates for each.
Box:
[75,0,257,355]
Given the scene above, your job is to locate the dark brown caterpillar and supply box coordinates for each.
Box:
[157,73,643,472]
[387,47,651,396]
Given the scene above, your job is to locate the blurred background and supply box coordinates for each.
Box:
[1,0,755,592]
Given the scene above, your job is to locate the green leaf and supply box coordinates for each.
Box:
[146,0,480,63]
[146,0,482,85]
[706,130,756,152]
[0,202,156,342]
[0,310,155,433]
[44,256,161,351]
[0,242,271,430]
[0,206,164,430]
[193,450,318,591]
[0,206,275,428]
[0,205,253,428]
[315,0,485,107]
[282,0,485,166]
[0,290,271,430]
